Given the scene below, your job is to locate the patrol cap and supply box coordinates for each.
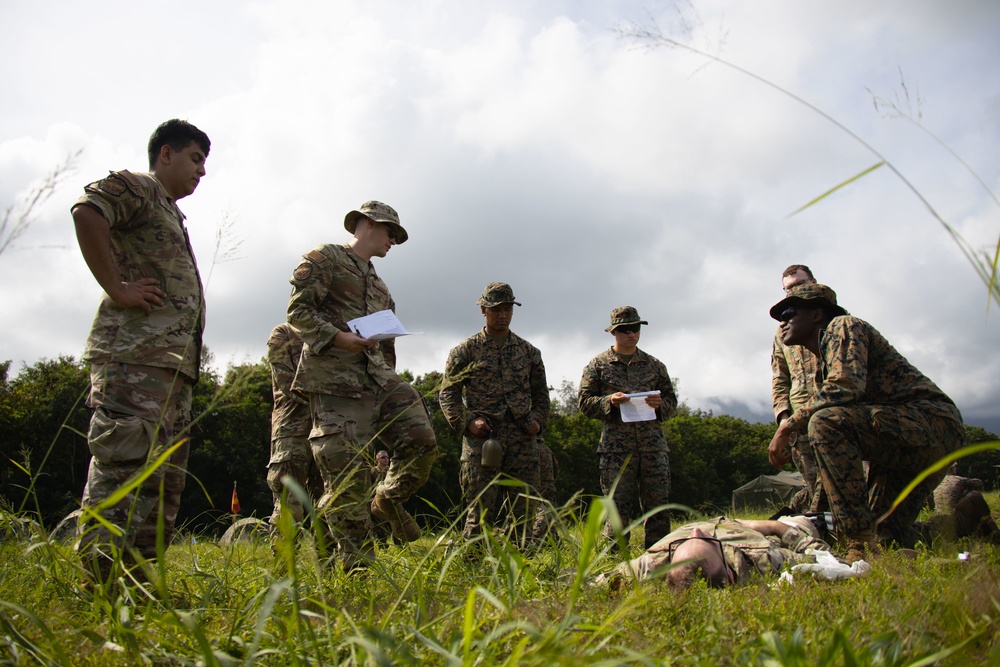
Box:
[477,282,521,307]
[605,306,648,332]
[769,283,847,321]
[344,200,409,244]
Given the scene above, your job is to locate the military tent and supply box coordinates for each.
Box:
[731,471,805,512]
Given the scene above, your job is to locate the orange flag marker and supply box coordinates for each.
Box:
[231,481,241,515]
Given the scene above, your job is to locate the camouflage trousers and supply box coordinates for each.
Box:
[309,377,437,564]
[600,448,671,550]
[789,434,826,513]
[267,435,323,525]
[808,402,963,547]
[79,362,193,572]
[460,421,540,543]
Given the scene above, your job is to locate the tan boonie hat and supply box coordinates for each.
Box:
[769,283,847,321]
[477,282,521,307]
[605,306,648,332]
[344,200,409,244]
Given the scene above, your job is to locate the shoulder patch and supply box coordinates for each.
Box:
[305,250,326,263]
[293,262,314,281]
[96,175,128,196]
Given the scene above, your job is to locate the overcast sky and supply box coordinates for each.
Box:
[2,0,998,432]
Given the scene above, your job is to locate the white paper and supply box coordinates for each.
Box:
[346,310,419,341]
[619,391,660,423]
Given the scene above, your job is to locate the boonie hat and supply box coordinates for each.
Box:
[477,282,521,307]
[769,283,847,321]
[344,200,409,244]
[605,306,648,332]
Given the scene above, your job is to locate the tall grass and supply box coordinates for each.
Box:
[2,487,999,665]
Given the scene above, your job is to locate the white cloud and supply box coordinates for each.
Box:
[1,0,998,432]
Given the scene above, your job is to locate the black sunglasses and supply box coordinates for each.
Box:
[778,307,799,322]
[615,324,641,334]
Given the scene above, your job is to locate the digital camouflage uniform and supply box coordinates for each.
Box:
[74,170,205,567]
[771,329,823,512]
[287,236,437,566]
[266,324,321,526]
[607,516,831,585]
[579,345,677,549]
[439,325,550,541]
[780,295,964,548]
[532,440,560,541]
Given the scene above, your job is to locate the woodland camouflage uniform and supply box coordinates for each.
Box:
[579,307,677,549]
[777,284,964,548]
[266,323,321,525]
[74,169,205,571]
[439,283,550,542]
[287,203,436,567]
[771,329,823,512]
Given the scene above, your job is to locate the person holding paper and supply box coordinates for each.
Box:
[286,201,438,572]
[578,306,677,550]
[439,282,550,546]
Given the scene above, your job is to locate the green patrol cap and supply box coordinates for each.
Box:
[344,200,409,244]
[605,306,648,332]
[769,283,847,321]
[477,282,521,307]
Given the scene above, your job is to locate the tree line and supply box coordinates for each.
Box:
[2,355,997,535]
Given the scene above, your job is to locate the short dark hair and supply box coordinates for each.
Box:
[782,264,813,280]
[147,119,211,169]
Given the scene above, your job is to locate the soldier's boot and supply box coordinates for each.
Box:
[371,493,420,542]
[844,531,877,565]
[953,491,1000,542]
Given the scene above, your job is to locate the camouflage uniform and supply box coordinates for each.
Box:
[439,327,550,541]
[266,324,321,526]
[532,440,560,541]
[771,329,823,512]
[783,313,964,548]
[287,239,437,564]
[74,170,204,567]
[579,345,677,549]
[609,516,830,585]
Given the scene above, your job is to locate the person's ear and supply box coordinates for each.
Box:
[158,144,173,166]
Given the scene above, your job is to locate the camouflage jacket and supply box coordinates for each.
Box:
[287,244,397,397]
[626,517,828,585]
[439,329,550,435]
[771,326,819,421]
[74,170,205,381]
[785,316,962,434]
[578,347,677,454]
[267,323,311,440]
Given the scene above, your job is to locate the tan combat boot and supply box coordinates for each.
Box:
[371,493,421,542]
[844,532,877,565]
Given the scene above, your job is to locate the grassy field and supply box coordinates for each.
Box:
[1,495,999,666]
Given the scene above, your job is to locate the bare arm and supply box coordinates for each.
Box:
[735,519,789,537]
[73,204,165,315]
